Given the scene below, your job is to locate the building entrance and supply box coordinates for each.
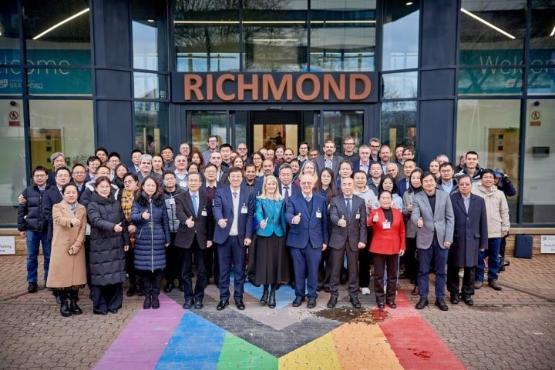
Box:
[250,111,301,153]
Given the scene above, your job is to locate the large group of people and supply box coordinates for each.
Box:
[17,135,515,316]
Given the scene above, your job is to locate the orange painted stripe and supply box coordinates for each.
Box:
[378,292,466,370]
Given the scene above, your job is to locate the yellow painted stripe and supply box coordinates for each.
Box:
[279,332,341,370]
[332,322,403,370]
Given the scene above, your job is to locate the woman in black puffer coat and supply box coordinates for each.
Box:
[131,176,170,309]
[87,176,128,315]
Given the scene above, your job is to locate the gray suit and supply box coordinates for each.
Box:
[315,155,343,176]
[328,194,367,297]
[411,190,454,250]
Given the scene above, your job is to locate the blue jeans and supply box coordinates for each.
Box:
[418,239,448,299]
[476,237,502,282]
[26,230,51,283]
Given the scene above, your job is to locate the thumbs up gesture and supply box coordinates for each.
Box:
[338,215,347,228]
[372,213,379,223]
[417,217,424,228]
[142,210,150,220]
[185,216,195,228]
[292,213,301,225]
[260,217,268,230]
[218,218,228,228]
[113,222,123,233]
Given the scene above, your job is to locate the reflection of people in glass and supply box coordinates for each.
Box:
[272,131,284,146]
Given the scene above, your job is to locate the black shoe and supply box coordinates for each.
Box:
[235,298,245,310]
[60,299,72,317]
[260,286,269,305]
[316,285,323,292]
[268,289,276,309]
[450,294,459,305]
[248,277,260,287]
[109,308,119,314]
[350,296,362,309]
[28,282,38,293]
[435,298,449,311]
[194,298,204,309]
[323,286,331,293]
[415,298,428,310]
[164,282,174,293]
[292,296,305,307]
[307,298,317,309]
[462,296,474,306]
[152,295,160,309]
[143,295,152,309]
[93,309,108,315]
[183,298,194,309]
[69,295,83,315]
[386,301,396,309]
[488,280,502,291]
[217,300,229,311]
[53,290,62,305]
[411,286,419,296]
[327,295,338,309]
[137,290,145,297]
[377,302,385,309]
[126,285,137,297]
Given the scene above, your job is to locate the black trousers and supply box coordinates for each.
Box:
[181,239,208,301]
[165,233,180,283]
[329,245,359,297]
[373,253,399,304]
[447,265,475,298]
[205,242,219,284]
[318,248,332,289]
[91,283,123,313]
[404,237,418,284]
[125,249,138,288]
[247,235,257,281]
[359,227,373,288]
[140,270,163,297]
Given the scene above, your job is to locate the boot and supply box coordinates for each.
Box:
[151,294,160,309]
[126,284,137,297]
[143,295,152,309]
[260,285,269,305]
[268,285,276,309]
[59,292,72,317]
[69,290,82,315]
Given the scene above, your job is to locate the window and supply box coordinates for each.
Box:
[29,100,94,169]
[187,111,228,152]
[133,72,168,100]
[523,99,555,223]
[322,111,363,150]
[134,102,169,155]
[382,0,420,71]
[132,0,168,71]
[310,1,376,71]
[528,0,555,95]
[381,101,417,149]
[0,99,25,224]
[383,72,418,99]
[0,2,20,66]
[456,99,520,222]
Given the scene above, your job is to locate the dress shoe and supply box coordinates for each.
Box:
[350,296,362,309]
[411,286,419,296]
[386,301,397,309]
[164,282,174,293]
[268,289,276,309]
[323,286,331,293]
[28,282,38,293]
[450,294,459,304]
[435,298,449,311]
[60,299,72,317]
[183,298,194,309]
[377,302,385,309]
[137,290,145,297]
[292,296,305,307]
[69,294,83,315]
[126,285,137,297]
[235,299,245,310]
[474,281,483,289]
[143,295,152,309]
[152,295,160,309]
[462,296,474,306]
[307,298,317,309]
[488,280,502,291]
[327,295,338,309]
[194,298,204,309]
[216,300,229,311]
[93,309,108,315]
[415,298,428,309]
[109,308,119,314]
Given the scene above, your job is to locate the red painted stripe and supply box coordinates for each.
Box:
[378,292,466,370]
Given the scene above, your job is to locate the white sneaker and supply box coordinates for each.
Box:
[361,287,370,295]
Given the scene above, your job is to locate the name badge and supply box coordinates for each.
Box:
[382,221,391,230]
[355,213,360,220]
[201,209,208,217]
[316,209,322,218]
[168,198,175,205]
[241,204,248,214]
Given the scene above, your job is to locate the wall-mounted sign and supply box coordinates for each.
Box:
[541,235,555,253]
[172,72,378,104]
[0,236,15,255]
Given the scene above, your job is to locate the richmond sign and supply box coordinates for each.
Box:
[171,72,378,104]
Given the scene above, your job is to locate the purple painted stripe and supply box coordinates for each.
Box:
[94,294,184,370]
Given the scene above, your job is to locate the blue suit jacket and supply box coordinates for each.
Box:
[397,178,410,197]
[212,184,253,245]
[285,193,329,249]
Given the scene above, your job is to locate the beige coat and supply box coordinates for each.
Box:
[472,185,510,238]
[46,202,87,288]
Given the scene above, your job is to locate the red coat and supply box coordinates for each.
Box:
[367,208,406,255]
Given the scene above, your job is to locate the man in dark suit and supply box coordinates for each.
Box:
[397,159,416,197]
[175,172,214,310]
[286,174,329,309]
[278,164,301,203]
[327,177,367,308]
[128,149,142,175]
[315,139,343,176]
[213,167,253,310]
[448,175,488,306]
[352,145,373,175]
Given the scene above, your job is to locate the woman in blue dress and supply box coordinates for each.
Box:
[254,175,289,309]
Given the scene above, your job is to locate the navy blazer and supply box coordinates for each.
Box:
[397,178,410,197]
[212,184,253,245]
[285,193,329,249]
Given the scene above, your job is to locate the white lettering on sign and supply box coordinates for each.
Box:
[0,236,15,255]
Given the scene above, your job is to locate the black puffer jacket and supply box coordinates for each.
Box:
[87,192,128,286]
[17,185,50,232]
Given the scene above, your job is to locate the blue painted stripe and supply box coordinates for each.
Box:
[243,282,297,310]
[155,312,225,370]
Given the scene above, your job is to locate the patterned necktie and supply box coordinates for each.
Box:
[284,186,289,201]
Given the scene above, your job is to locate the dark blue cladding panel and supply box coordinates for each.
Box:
[418,100,455,167]
[421,0,458,68]
[96,100,133,160]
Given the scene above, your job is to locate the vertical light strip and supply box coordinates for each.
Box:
[32,8,90,40]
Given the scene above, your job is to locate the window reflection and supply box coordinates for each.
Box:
[132,0,168,71]
[381,101,416,149]
[187,111,228,152]
[383,72,417,99]
[134,102,169,155]
[382,0,419,71]
[322,111,363,150]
